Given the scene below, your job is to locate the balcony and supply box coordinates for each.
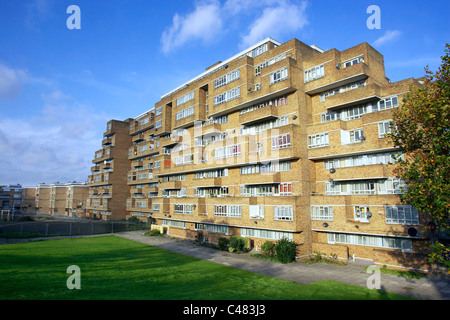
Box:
[324,83,381,111]
[160,134,183,148]
[193,177,222,188]
[304,62,370,95]
[159,180,182,190]
[239,104,279,126]
[102,137,113,146]
[240,172,281,185]
[132,132,146,143]
[193,122,222,138]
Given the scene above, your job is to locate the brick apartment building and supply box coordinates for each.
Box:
[0,184,23,214]
[86,119,133,220]
[65,182,89,217]
[87,37,433,271]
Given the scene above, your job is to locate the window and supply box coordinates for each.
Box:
[140,118,149,126]
[253,43,268,57]
[177,91,194,106]
[195,168,228,179]
[378,120,396,138]
[311,206,333,221]
[385,206,419,225]
[278,183,292,196]
[304,64,324,83]
[271,133,291,150]
[214,69,240,89]
[255,52,286,76]
[214,205,242,218]
[241,228,293,241]
[240,95,288,115]
[249,205,265,219]
[176,106,195,121]
[378,178,406,194]
[136,201,146,208]
[214,144,241,159]
[138,144,148,153]
[323,152,403,170]
[155,120,162,129]
[274,206,294,221]
[241,184,276,197]
[342,55,364,68]
[349,129,364,143]
[162,219,186,228]
[152,203,160,211]
[155,107,162,116]
[308,133,329,149]
[374,96,399,112]
[195,223,229,234]
[174,204,194,215]
[320,80,366,102]
[214,87,240,106]
[354,206,371,223]
[327,233,412,252]
[270,67,288,84]
[321,111,339,123]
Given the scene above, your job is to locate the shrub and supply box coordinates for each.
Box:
[144,229,163,237]
[275,238,297,263]
[218,237,229,251]
[261,241,276,257]
[228,236,248,252]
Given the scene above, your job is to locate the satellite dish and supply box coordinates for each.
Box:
[408,228,418,237]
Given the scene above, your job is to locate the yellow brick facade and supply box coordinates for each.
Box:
[89,37,432,271]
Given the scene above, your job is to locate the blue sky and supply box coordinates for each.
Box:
[0,0,449,186]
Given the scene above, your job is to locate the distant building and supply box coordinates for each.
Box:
[65,182,89,217]
[0,184,23,213]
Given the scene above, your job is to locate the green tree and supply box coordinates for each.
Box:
[388,44,450,268]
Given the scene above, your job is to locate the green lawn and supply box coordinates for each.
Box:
[0,235,412,300]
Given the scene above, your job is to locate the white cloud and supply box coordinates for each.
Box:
[240,0,308,48]
[0,63,27,99]
[0,90,111,186]
[161,0,309,54]
[161,0,223,54]
[373,30,402,47]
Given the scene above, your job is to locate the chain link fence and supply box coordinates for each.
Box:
[0,216,149,238]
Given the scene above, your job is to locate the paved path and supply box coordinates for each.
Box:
[116,231,450,300]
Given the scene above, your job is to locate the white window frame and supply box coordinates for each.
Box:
[274,206,294,221]
[270,67,288,85]
[385,205,419,225]
[311,206,333,221]
[304,64,324,83]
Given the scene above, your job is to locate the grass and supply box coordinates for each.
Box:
[0,235,413,300]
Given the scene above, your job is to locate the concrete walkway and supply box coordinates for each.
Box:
[116,231,450,300]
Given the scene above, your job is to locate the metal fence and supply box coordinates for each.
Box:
[0,219,148,238]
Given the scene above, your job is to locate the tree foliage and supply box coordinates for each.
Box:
[388,44,450,268]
